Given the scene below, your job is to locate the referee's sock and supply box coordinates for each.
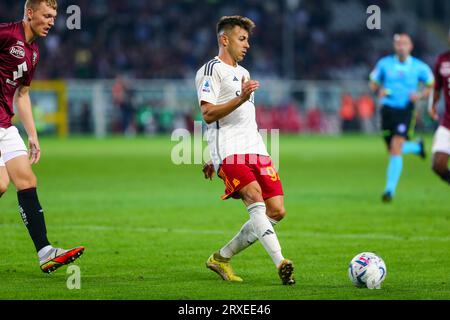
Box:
[402,141,421,155]
[385,155,403,195]
[17,188,51,252]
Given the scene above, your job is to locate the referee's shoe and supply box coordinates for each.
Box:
[382,191,393,203]
[418,139,426,159]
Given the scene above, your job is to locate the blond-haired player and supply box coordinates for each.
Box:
[0,0,84,273]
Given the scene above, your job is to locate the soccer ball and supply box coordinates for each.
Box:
[348,252,387,289]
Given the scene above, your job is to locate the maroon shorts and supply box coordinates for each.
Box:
[218,154,284,200]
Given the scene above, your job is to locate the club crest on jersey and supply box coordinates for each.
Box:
[9,46,25,59]
[32,52,38,66]
[202,79,211,93]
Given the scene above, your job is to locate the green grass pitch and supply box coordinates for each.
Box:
[0,135,448,299]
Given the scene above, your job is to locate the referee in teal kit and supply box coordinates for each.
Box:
[369,33,434,202]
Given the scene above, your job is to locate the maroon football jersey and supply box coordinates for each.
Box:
[0,21,39,128]
[433,51,450,129]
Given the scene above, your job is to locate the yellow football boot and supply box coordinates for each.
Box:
[206,252,243,282]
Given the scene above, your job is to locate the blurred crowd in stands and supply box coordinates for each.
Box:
[0,0,431,80]
[1,0,443,135]
[106,75,378,135]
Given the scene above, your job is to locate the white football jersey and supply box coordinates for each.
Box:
[195,56,269,170]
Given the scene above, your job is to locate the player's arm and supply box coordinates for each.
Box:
[411,62,435,103]
[369,61,388,99]
[410,85,433,103]
[428,88,440,121]
[369,81,389,100]
[410,83,434,103]
[368,80,379,92]
[201,77,259,124]
[429,57,442,121]
[14,85,41,164]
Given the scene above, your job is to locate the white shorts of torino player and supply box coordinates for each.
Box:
[432,126,450,155]
[0,126,28,165]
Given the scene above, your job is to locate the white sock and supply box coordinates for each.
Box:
[247,202,284,266]
[38,245,54,261]
[219,218,278,259]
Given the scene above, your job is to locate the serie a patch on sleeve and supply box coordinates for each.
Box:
[202,79,211,93]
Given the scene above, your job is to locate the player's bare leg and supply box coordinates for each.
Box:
[5,155,84,273]
[265,195,286,221]
[432,152,450,184]
[0,162,9,198]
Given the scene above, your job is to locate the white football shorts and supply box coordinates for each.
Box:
[0,126,28,165]
[432,125,450,155]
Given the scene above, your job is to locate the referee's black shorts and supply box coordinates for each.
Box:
[381,103,415,146]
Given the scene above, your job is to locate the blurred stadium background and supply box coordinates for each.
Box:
[1,0,449,138]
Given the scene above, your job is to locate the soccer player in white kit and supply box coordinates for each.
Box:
[195,16,295,285]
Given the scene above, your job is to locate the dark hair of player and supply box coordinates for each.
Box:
[216,15,255,36]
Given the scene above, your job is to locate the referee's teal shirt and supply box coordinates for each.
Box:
[370,55,434,109]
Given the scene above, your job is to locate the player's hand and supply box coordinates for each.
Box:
[409,92,422,103]
[202,161,215,180]
[428,105,439,122]
[28,136,41,164]
[239,76,259,103]
[378,88,390,99]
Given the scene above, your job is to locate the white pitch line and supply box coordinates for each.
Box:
[0,223,449,242]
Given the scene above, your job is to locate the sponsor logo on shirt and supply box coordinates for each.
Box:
[9,46,25,59]
[233,76,238,81]
[202,79,211,93]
